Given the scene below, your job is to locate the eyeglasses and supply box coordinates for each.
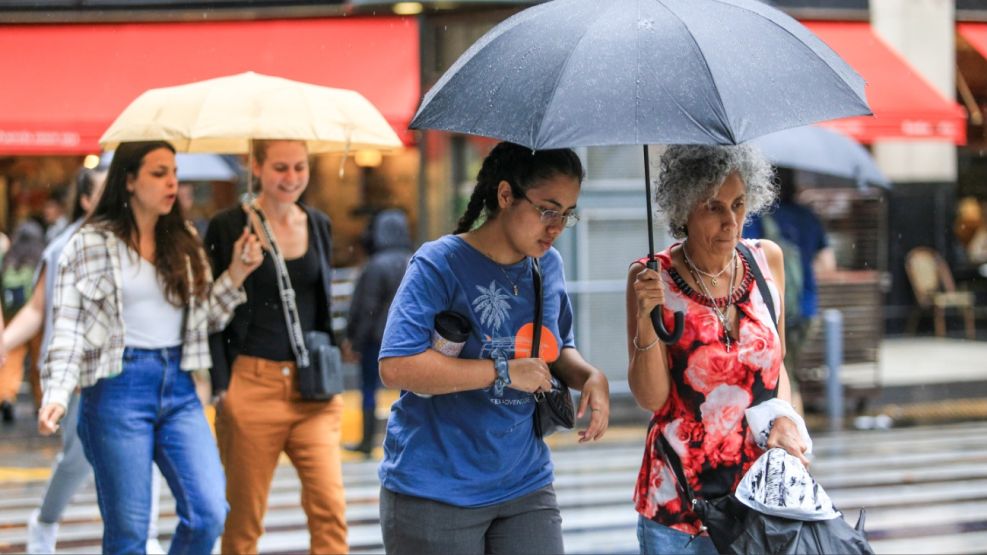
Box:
[519,192,580,229]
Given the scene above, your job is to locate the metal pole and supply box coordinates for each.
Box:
[824,309,844,432]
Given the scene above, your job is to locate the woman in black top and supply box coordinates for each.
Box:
[205,140,347,554]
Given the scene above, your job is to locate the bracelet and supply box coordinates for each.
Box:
[633,335,660,352]
[492,354,511,397]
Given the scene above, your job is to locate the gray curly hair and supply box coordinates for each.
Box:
[655,144,777,239]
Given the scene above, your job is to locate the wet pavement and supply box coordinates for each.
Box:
[0,336,984,553]
[2,422,987,553]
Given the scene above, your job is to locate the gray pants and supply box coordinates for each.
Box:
[38,394,90,523]
[379,485,564,555]
[37,393,162,539]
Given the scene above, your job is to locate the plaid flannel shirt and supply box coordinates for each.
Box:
[41,225,246,409]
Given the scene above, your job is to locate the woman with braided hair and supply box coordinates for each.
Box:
[377,141,611,554]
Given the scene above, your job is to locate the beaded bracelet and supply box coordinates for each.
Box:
[633,335,660,352]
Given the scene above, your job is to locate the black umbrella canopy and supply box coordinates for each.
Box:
[411,0,871,149]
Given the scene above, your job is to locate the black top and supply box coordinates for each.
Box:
[239,244,320,361]
[205,203,335,393]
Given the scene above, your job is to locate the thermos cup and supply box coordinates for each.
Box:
[413,311,471,398]
[431,310,471,357]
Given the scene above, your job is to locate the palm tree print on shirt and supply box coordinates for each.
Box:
[472,280,513,332]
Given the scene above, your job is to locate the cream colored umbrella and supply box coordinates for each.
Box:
[99,71,402,154]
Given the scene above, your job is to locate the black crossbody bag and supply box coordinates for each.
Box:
[530,257,575,438]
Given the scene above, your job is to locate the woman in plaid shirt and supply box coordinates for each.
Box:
[37,141,263,555]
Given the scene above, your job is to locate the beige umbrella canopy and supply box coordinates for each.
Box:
[99,71,402,154]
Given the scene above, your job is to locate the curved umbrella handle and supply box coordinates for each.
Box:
[646,259,684,344]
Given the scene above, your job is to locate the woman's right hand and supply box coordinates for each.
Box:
[227,227,264,287]
[507,358,554,393]
[38,403,65,436]
[633,265,666,318]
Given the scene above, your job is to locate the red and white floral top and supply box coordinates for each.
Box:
[633,239,783,534]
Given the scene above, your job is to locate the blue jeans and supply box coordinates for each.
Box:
[637,515,717,555]
[79,346,227,555]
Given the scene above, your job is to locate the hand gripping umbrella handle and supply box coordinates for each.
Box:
[646,258,684,344]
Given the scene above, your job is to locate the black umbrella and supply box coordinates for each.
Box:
[411,0,872,342]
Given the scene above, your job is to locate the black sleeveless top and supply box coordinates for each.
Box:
[239,245,320,362]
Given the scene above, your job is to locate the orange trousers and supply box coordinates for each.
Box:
[0,333,42,407]
[216,355,348,554]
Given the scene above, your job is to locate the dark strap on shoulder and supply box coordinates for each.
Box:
[736,242,777,331]
[531,257,542,358]
[658,433,698,504]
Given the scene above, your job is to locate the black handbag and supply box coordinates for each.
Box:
[530,257,575,438]
[297,330,344,401]
[247,203,343,401]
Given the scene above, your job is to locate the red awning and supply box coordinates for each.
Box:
[0,17,419,155]
[959,23,987,60]
[804,21,966,145]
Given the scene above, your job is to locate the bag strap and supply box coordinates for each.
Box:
[245,202,311,367]
[736,242,777,331]
[657,433,699,505]
[531,257,542,359]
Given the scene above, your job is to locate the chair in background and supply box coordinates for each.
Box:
[904,247,976,339]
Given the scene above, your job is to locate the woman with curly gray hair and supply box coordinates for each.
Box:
[625,144,812,554]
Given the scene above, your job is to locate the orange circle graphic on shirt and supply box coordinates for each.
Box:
[513,323,560,362]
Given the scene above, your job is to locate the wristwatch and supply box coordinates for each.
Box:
[493,353,511,397]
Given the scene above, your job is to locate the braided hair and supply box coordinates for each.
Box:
[454,142,584,234]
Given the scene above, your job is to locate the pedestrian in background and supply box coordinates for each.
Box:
[743,168,835,410]
[206,139,348,554]
[42,186,70,243]
[626,145,810,554]
[38,140,262,555]
[178,181,210,238]
[377,141,610,555]
[0,219,45,422]
[344,208,413,457]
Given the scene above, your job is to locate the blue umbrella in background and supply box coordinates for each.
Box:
[411,0,873,342]
[749,125,890,189]
[99,151,239,182]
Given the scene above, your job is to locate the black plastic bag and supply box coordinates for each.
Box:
[661,437,875,554]
[727,508,873,554]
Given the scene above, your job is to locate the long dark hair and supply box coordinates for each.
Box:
[454,142,584,234]
[89,141,208,306]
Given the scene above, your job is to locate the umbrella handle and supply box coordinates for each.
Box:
[646,258,684,344]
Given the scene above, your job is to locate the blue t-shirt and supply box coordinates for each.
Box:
[377,235,576,507]
[745,203,828,318]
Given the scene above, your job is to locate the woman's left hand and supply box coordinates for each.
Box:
[767,416,810,467]
[575,371,610,443]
